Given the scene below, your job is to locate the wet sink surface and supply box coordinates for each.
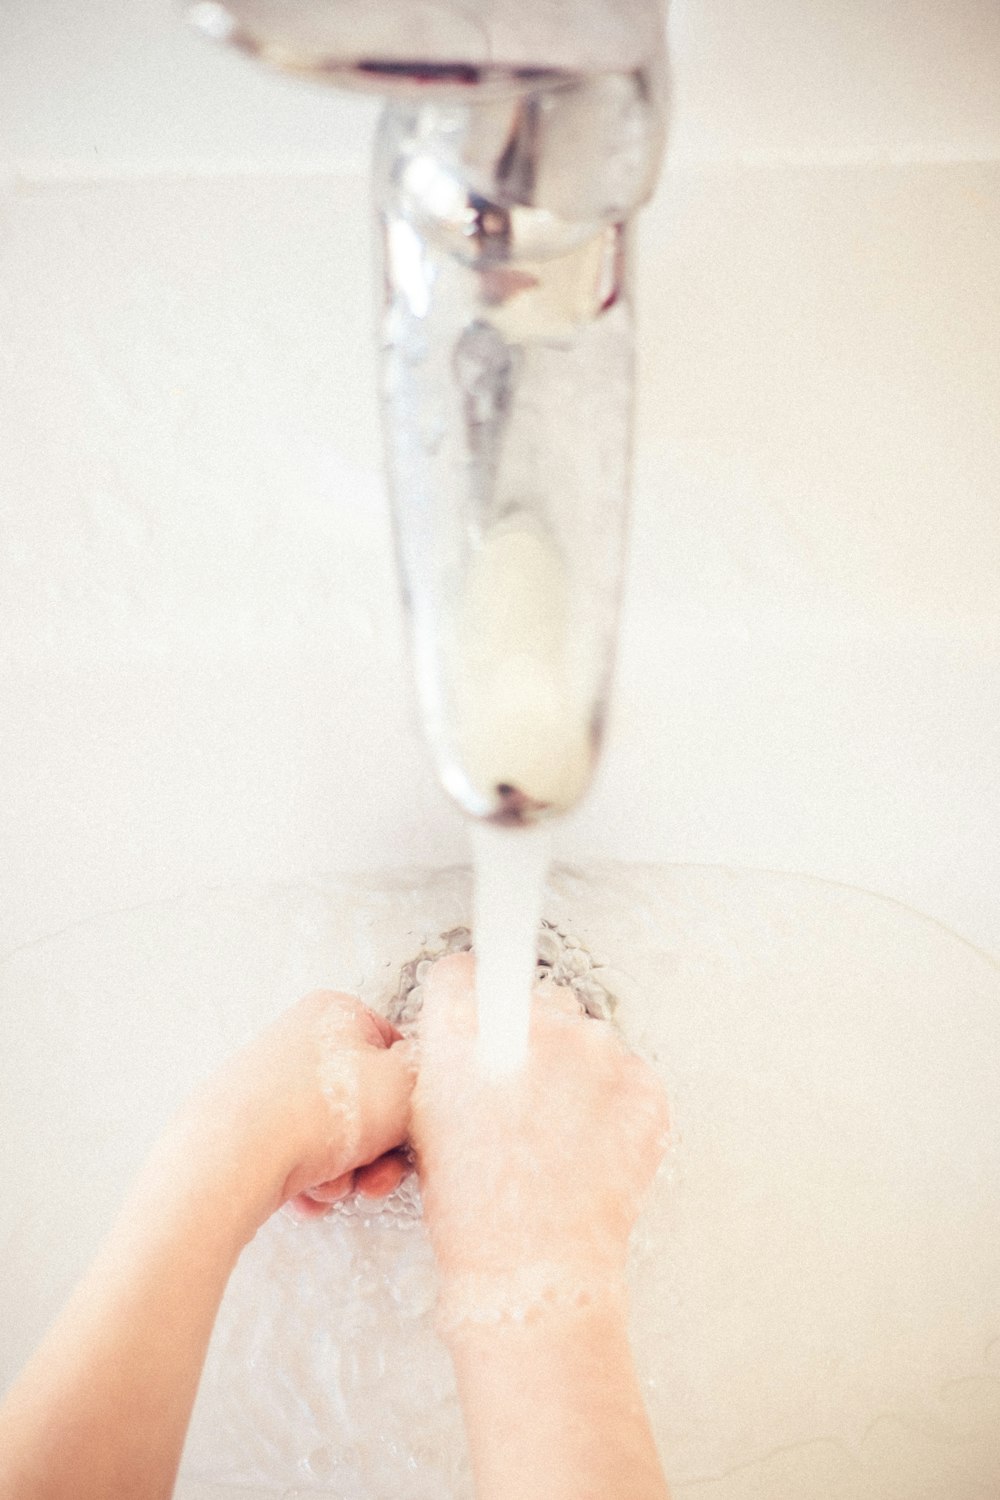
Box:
[1,863,998,1498]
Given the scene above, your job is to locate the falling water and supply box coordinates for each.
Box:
[471,819,553,1075]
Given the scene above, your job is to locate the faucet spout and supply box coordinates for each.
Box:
[189,0,667,824]
[187,1,664,93]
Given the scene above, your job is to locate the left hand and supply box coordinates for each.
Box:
[179,990,415,1236]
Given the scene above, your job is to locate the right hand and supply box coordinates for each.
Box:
[410,953,669,1310]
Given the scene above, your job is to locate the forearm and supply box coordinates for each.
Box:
[0,987,411,1500]
[447,1295,670,1500]
[0,1106,269,1500]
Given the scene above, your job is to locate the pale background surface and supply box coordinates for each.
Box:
[1,3,999,1496]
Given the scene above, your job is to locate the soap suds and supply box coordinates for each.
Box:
[437,1262,627,1338]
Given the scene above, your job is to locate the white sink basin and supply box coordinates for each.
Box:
[1,863,997,1497]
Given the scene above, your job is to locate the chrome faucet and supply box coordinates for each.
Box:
[189,0,667,825]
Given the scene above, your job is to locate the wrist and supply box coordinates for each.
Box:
[159,1083,294,1248]
[446,1293,667,1500]
[436,1260,628,1346]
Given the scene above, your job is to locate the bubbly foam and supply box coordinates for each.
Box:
[436,1262,627,1338]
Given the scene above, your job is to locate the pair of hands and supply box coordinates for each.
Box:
[0,953,670,1500]
[190,953,669,1304]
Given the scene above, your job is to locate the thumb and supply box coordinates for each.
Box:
[419,952,477,1061]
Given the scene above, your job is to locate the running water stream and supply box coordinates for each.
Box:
[471,820,553,1075]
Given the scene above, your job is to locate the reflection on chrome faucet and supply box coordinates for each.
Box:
[189,0,667,823]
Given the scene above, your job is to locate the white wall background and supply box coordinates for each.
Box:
[2,0,999,960]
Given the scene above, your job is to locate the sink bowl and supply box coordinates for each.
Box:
[1,862,997,1497]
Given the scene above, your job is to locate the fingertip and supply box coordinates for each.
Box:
[283,1174,354,1220]
[303,1171,355,1205]
[355,1151,409,1199]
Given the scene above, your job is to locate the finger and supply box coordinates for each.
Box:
[355,1150,409,1199]
[283,1197,327,1221]
[359,1005,403,1050]
[308,990,370,1047]
[283,1173,355,1220]
[303,1171,355,1204]
[533,978,584,1018]
[419,953,477,1049]
[301,988,365,1020]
